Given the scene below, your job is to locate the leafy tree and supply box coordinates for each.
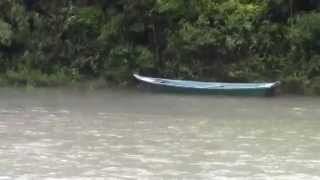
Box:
[0,0,319,93]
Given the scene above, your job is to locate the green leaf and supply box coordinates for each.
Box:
[0,19,12,46]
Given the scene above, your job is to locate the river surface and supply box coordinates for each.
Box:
[0,88,320,180]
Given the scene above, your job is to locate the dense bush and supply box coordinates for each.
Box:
[0,0,319,93]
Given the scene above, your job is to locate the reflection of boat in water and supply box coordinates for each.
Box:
[133,74,280,96]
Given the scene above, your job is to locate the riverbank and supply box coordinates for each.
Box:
[0,71,319,96]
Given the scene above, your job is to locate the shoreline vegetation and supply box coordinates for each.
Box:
[0,71,319,96]
[1,1,320,95]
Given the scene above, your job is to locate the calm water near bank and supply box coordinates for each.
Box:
[0,88,320,179]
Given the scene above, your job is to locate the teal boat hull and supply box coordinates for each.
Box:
[152,85,274,96]
[133,74,280,96]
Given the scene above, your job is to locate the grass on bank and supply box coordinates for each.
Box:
[0,67,320,96]
[0,68,80,87]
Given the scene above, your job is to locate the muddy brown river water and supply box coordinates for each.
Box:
[0,88,320,179]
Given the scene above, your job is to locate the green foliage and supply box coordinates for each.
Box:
[0,20,12,46]
[0,0,319,94]
[65,6,104,38]
[104,45,155,84]
[281,74,309,94]
[288,12,320,50]
[4,67,79,87]
[310,76,320,95]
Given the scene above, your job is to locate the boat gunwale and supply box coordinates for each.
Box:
[133,74,280,90]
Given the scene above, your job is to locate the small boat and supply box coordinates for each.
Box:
[133,74,280,96]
